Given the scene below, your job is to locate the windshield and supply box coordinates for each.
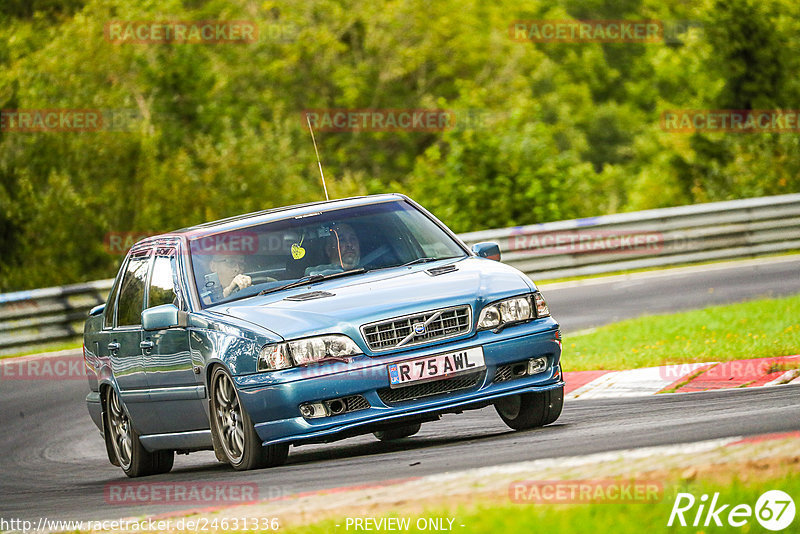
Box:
[189,200,467,307]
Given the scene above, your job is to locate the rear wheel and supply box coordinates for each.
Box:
[105,387,174,477]
[494,387,563,430]
[209,367,289,471]
[373,422,422,441]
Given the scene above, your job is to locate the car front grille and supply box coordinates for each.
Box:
[340,394,370,412]
[361,305,472,352]
[493,362,529,383]
[377,371,484,405]
[493,364,515,383]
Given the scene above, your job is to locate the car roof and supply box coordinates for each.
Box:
[131,193,409,248]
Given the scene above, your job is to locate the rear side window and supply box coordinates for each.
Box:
[103,273,122,329]
[147,250,179,309]
[116,254,151,327]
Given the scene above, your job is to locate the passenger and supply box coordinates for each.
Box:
[208,254,252,298]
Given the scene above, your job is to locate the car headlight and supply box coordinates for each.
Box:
[477,293,549,331]
[257,335,362,371]
[532,292,550,317]
[288,335,361,365]
[257,344,292,371]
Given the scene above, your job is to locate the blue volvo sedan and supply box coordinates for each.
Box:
[84,194,563,477]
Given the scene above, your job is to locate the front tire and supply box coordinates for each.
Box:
[494,387,563,431]
[105,387,174,477]
[373,422,422,441]
[209,366,289,471]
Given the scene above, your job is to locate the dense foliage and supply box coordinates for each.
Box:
[1,0,799,290]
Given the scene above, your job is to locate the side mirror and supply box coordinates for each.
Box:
[89,303,105,316]
[142,303,186,331]
[471,242,501,262]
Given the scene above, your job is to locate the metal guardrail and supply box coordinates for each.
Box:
[1,194,799,354]
[459,193,800,279]
[0,280,113,355]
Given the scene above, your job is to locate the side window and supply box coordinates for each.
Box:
[103,270,123,329]
[116,254,151,327]
[147,251,179,309]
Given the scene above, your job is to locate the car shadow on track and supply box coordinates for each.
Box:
[283,423,571,468]
[84,418,573,480]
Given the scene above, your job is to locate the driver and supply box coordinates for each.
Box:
[305,223,361,276]
[327,223,361,270]
[209,254,252,298]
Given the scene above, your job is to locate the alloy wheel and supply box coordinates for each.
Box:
[107,389,132,469]
[213,371,246,463]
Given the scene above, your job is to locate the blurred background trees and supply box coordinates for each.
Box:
[1,0,798,290]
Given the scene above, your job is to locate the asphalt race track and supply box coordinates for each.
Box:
[1,257,799,523]
[542,256,800,332]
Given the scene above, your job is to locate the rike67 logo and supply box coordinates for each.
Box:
[668,490,795,531]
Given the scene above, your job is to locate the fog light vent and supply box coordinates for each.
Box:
[299,402,327,419]
[528,357,548,375]
[300,395,371,419]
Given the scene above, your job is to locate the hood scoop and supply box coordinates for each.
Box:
[283,291,335,301]
[426,264,458,276]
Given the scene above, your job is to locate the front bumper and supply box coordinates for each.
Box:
[234,318,562,445]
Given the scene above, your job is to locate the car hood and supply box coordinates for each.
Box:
[207,257,535,344]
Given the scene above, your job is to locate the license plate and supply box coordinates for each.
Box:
[388,347,485,388]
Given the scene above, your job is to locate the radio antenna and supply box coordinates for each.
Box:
[306,115,329,201]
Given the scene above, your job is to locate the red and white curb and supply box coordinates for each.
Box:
[564,355,800,399]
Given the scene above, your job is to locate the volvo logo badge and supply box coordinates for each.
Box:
[413,322,426,335]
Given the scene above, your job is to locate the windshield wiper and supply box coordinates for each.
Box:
[258,268,366,296]
[398,257,439,268]
[399,256,462,268]
[364,256,463,273]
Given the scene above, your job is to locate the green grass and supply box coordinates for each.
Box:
[765,361,800,374]
[279,469,800,534]
[0,339,82,359]
[565,294,800,371]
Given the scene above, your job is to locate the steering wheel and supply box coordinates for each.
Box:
[247,269,281,285]
[360,244,392,268]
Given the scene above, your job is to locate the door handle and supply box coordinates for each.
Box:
[107,342,120,351]
[140,340,154,350]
